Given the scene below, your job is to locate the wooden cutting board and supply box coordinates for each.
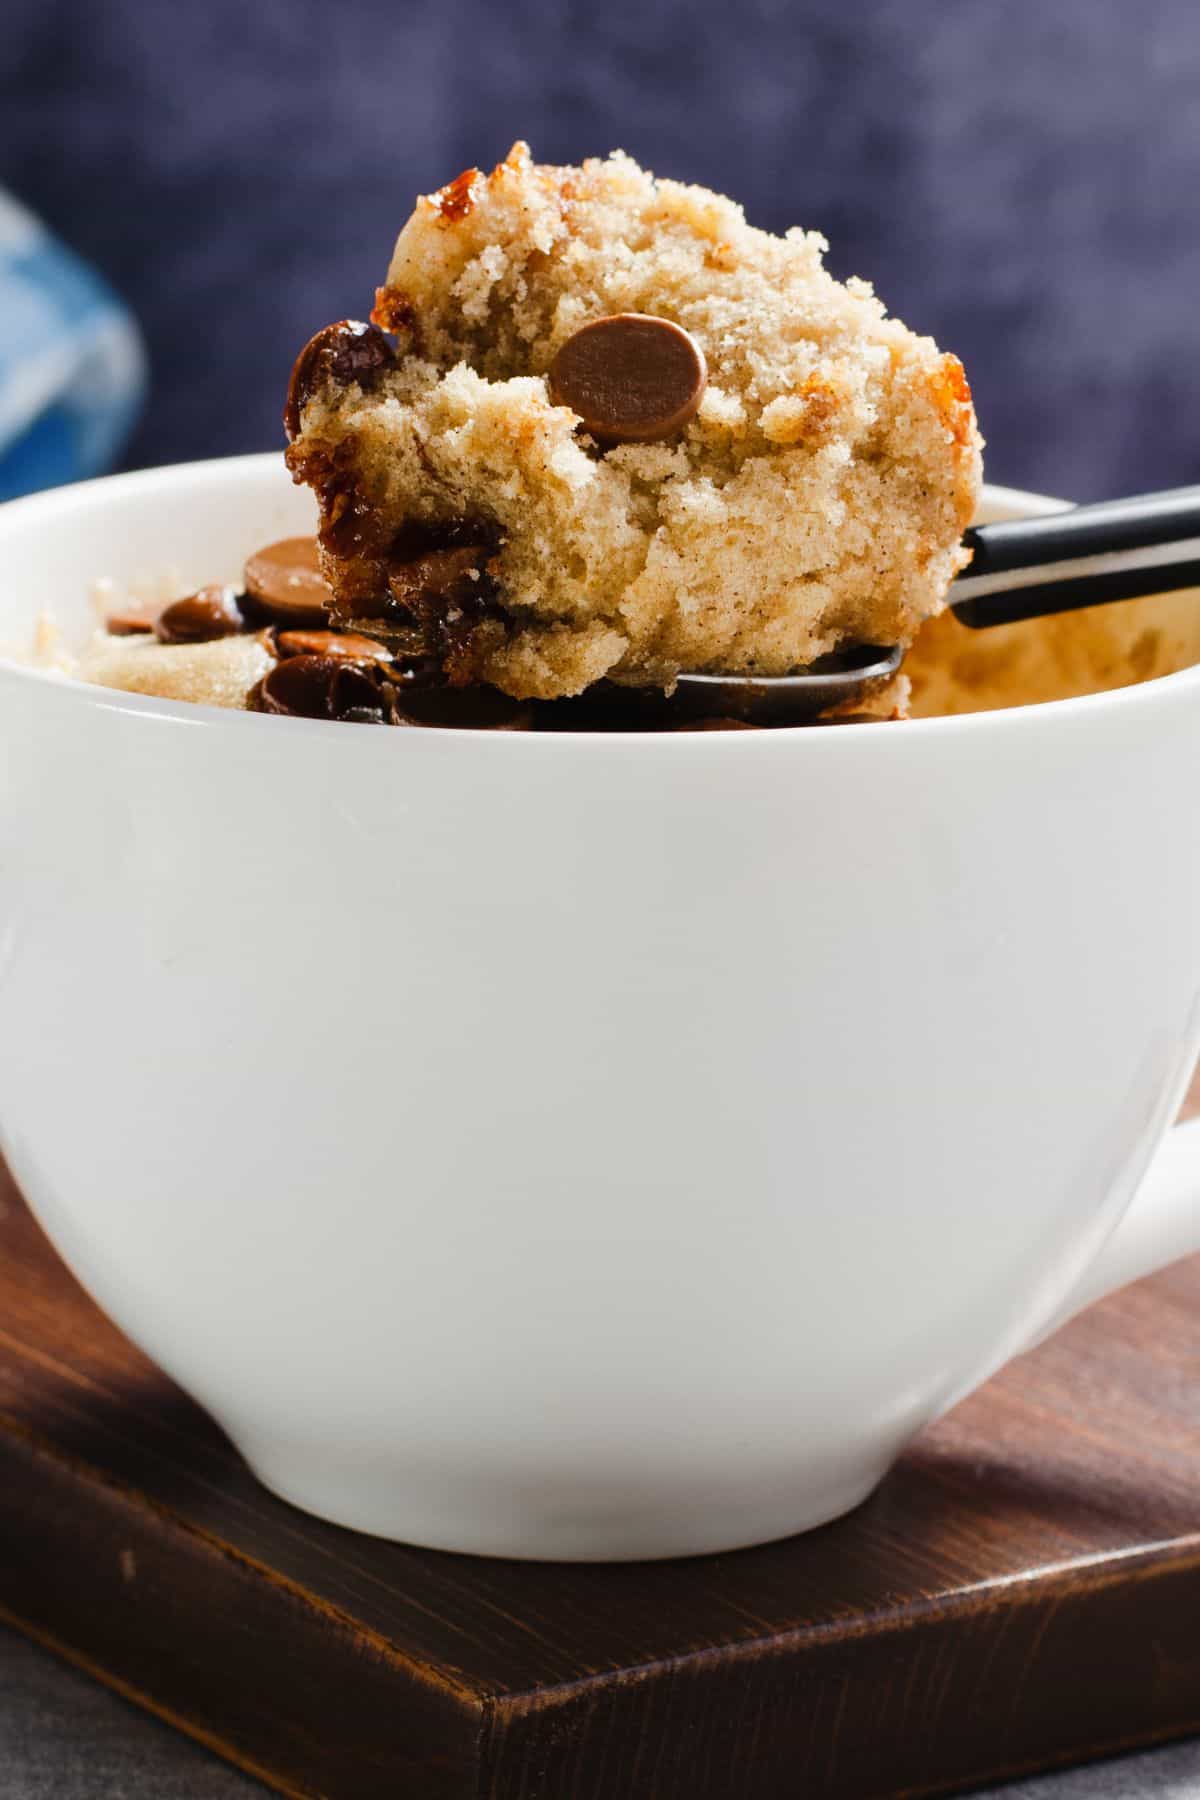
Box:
[3,1128,1200,1800]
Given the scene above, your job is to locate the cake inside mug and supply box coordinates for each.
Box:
[51,143,993,731]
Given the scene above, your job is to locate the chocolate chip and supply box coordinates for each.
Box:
[243,537,333,626]
[548,314,707,445]
[255,656,330,719]
[154,586,245,645]
[329,522,495,630]
[284,320,395,441]
[329,663,391,723]
[275,629,391,661]
[335,618,429,659]
[387,545,491,613]
[255,654,388,723]
[385,542,499,683]
[104,607,159,636]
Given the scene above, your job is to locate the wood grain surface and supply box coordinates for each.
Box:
[3,1107,1200,1799]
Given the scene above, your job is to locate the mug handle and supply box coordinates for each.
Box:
[1033,1116,1200,1343]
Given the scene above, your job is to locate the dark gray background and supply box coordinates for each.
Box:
[4,0,1200,500]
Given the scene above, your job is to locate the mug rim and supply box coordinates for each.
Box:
[3,450,1198,746]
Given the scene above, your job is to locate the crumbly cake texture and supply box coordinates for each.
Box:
[287,142,982,700]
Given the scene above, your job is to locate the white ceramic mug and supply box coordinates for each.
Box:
[2,453,1200,1561]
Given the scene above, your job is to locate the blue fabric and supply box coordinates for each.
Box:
[0,190,144,500]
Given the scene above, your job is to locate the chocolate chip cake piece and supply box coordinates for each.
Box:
[290,142,982,702]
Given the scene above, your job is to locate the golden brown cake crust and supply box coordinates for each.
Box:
[288,142,982,700]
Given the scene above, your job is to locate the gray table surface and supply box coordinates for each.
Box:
[3,1625,1199,1799]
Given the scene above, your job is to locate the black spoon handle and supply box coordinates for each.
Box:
[951,486,1200,630]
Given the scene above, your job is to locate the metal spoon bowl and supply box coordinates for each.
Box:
[669,644,905,726]
[515,644,902,731]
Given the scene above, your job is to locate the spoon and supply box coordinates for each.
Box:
[670,485,1200,724]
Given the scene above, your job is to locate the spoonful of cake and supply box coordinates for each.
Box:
[284,144,986,716]
[283,146,1196,730]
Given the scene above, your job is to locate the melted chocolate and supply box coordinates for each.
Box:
[282,442,395,612]
[284,321,396,442]
[311,518,504,684]
[155,586,245,645]
[255,655,390,724]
